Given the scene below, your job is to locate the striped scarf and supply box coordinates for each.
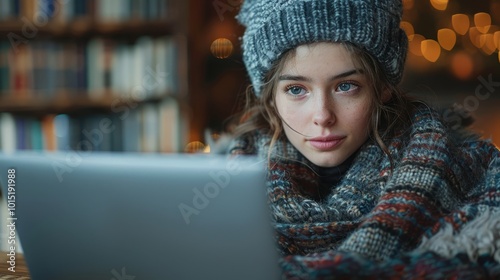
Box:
[229,104,500,279]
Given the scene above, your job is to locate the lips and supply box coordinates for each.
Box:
[307,135,345,150]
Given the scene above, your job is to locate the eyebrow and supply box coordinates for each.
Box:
[278,69,363,82]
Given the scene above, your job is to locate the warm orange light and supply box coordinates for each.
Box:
[474,12,491,34]
[421,40,441,62]
[185,141,206,153]
[452,14,470,35]
[430,0,448,11]
[203,145,211,153]
[409,34,425,56]
[210,38,233,59]
[403,0,414,10]
[494,31,500,50]
[437,28,456,51]
[469,27,482,48]
[480,34,496,55]
[450,52,474,80]
[400,21,415,40]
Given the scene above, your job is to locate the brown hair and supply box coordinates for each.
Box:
[230,42,415,166]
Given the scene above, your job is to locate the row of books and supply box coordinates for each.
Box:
[0,36,179,100]
[0,0,174,22]
[0,98,185,153]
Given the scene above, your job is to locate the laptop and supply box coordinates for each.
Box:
[0,151,280,280]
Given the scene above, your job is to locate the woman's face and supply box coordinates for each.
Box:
[275,42,373,167]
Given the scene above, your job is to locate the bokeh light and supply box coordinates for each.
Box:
[450,51,474,80]
[474,12,491,34]
[430,0,448,11]
[437,28,456,51]
[452,14,470,35]
[203,145,211,153]
[494,31,500,50]
[469,27,482,48]
[409,34,425,56]
[403,0,414,10]
[421,39,441,62]
[480,34,496,55]
[400,21,415,40]
[210,38,233,59]
[185,141,206,153]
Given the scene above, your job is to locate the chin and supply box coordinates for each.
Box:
[307,155,344,168]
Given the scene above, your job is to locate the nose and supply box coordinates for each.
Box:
[312,93,335,127]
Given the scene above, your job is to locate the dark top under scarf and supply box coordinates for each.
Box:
[303,150,359,201]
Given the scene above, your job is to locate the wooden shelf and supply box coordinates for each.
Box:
[0,19,179,38]
[0,92,176,114]
[0,0,191,152]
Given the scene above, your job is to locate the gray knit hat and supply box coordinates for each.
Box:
[237,0,408,96]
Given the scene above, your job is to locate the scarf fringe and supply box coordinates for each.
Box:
[416,208,500,263]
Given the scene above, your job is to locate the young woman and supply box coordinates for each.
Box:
[227,0,500,278]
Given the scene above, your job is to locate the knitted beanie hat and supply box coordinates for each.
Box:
[237,0,408,96]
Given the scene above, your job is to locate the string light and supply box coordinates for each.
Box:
[421,39,441,62]
[203,145,211,153]
[402,0,414,10]
[185,141,206,153]
[210,38,233,59]
[494,31,500,50]
[429,0,448,11]
[452,14,470,35]
[474,12,492,34]
[480,34,496,55]
[400,21,415,40]
[469,27,482,48]
[404,2,499,68]
[450,51,474,80]
[437,28,456,50]
[409,34,425,56]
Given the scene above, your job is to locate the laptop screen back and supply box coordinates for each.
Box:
[0,152,280,280]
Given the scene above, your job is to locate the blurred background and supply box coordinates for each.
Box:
[0,0,499,154]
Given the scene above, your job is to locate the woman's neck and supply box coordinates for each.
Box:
[313,149,359,200]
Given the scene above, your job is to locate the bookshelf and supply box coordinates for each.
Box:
[0,0,189,154]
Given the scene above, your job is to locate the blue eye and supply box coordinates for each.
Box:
[285,85,307,96]
[336,82,359,93]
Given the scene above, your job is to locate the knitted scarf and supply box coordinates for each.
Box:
[229,104,500,279]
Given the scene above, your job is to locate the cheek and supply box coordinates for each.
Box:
[275,97,294,123]
[351,105,372,134]
[276,99,308,130]
[341,99,371,132]
[280,110,302,131]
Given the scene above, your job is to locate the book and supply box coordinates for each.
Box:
[0,41,10,95]
[141,103,160,153]
[0,113,16,153]
[30,119,44,150]
[0,0,11,20]
[159,97,181,153]
[86,38,105,99]
[41,114,57,151]
[121,108,141,152]
[9,44,33,98]
[0,0,186,154]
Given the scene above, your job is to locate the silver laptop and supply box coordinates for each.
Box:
[0,151,280,280]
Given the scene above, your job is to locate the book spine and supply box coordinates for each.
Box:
[0,113,17,153]
[0,42,9,95]
[0,0,184,154]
